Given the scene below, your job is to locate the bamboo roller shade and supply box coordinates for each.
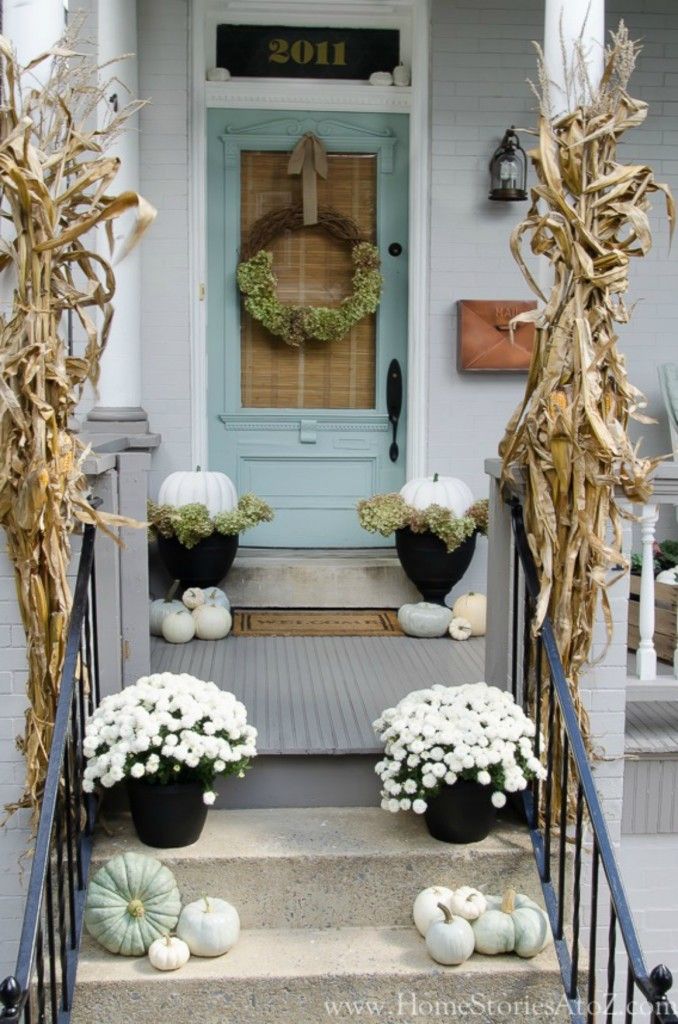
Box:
[240,150,377,410]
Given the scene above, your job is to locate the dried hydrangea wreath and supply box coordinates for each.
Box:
[236,205,382,348]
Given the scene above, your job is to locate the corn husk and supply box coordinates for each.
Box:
[0,27,155,817]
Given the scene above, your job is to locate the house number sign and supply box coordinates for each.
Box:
[216,25,400,80]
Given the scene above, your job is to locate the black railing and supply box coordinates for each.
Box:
[509,498,678,1024]
[0,523,99,1023]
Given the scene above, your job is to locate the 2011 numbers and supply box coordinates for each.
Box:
[269,38,347,67]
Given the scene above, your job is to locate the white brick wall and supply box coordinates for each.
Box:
[620,834,678,975]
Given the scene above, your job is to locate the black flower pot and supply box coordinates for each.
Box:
[127,780,208,848]
[156,532,239,589]
[395,528,476,604]
[424,780,497,844]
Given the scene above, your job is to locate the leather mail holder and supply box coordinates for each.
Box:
[458,299,537,372]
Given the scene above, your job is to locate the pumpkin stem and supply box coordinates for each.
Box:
[127,898,145,918]
[437,901,452,925]
[196,465,201,471]
[164,933,172,946]
[433,472,439,482]
[501,888,517,914]
[203,896,212,913]
[165,579,180,602]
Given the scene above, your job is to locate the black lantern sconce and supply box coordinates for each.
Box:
[489,126,528,202]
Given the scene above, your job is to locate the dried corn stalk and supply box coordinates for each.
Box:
[0,29,155,816]
[500,24,674,746]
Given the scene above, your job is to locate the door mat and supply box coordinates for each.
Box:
[233,609,403,638]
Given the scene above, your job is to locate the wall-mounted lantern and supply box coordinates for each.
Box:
[489,126,528,201]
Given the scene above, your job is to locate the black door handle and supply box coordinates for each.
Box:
[386,359,403,463]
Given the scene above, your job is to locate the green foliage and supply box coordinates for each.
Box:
[148,495,274,549]
[237,242,382,347]
[630,539,678,576]
[357,494,489,553]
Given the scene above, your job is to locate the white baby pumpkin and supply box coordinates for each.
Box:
[182,587,206,610]
[177,897,240,957]
[656,568,678,586]
[161,609,196,644]
[398,602,452,638]
[203,586,230,609]
[192,605,232,641]
[400,473,473,516]
[413,886,455,936]
[448,886,487,921]
[425,903,475,966]
[149,592,184,636]
[472,888,550,958]
[449,616,473,641]
[452,593,487,636]
[159,469,237,517]
[148,934,190,972]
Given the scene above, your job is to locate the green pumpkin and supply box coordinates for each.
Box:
[472,888,551,958]
[85,852,182,956]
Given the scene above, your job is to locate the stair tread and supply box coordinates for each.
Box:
[93,807,533,863]
[77,925,561,983]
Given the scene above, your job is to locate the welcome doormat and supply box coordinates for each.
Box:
[232,609,403,637]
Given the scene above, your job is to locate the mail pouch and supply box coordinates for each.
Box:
[458,299,537,372]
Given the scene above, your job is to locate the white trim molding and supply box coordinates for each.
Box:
[189,0,208,469]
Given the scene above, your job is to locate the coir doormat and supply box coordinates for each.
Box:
[233,609,403,638]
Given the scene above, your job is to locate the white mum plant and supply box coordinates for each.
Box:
[82,672,257,805]
[373,682,545,814]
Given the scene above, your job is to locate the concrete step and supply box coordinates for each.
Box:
[225,548,420,608]
[73,925,567,1024]
[92,808,543,929]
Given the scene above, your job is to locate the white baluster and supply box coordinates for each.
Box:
[636,503,659,681]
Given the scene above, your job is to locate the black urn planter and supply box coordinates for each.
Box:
[156,532,239,589]
[395,528,476,604]
[424,780,497,844]
[127,780,208,848]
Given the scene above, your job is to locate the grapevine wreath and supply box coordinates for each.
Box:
[236,205,382,348]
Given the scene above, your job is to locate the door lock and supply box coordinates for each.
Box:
[388,242,403,257]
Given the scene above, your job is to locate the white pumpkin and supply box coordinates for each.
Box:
[192,605,232,641]
[159,469,237,517]
[203,587,230,609]
[413,886,455,937]
[398,602,452,638]
[149,593,184,636]
[448,886,487,921]
[400,474,473,516]
[177,897,240,957]
[161,609,196,644]
[657,568,678,586]
[425,903,475,966]
[452,593,487,636]
[148,934,190,971]
[182,587,206,610]
[449,616,473,641]
[472,888,550,958]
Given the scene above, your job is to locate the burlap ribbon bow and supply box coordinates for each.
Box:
[287,132,328,225]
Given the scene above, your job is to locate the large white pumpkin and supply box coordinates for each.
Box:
[400,474,473,516]
[451,593,487,636]
[177,897,240,957]
[149,597,185,636]
[192,605,232,641]
[158,469,237,516]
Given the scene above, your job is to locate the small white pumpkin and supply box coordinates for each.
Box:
[448,886,487,921]
[192,605,232,641]
[398,602,452,638]
[149,587,184,637]
[159,468,237,517]
[203,586,230,609]
[656,568,678,586]
[452,593,487,636]
[413,886,455,937]
[400,473,473,516]
[177,896,240,957]
[161,609,196,644]
[425,902,475,966]
[182,587,206,610]
[449,616,473,641]
[148,934,190,972]
[472,888,550,958]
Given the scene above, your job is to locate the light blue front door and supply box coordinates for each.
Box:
[207,109,409,546]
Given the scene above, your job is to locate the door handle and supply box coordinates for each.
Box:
[386,359,403,463]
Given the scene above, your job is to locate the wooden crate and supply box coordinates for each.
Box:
[628,575,678,663]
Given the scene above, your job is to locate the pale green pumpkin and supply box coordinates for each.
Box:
[85,853,182,956]
[472,888,551,958]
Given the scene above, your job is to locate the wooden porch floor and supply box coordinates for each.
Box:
[150,635,485,755]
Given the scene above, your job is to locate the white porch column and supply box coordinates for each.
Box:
[543,0,605,116]
[2,0,65,77]
[87,0,146,430]
[636,503,659,681]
